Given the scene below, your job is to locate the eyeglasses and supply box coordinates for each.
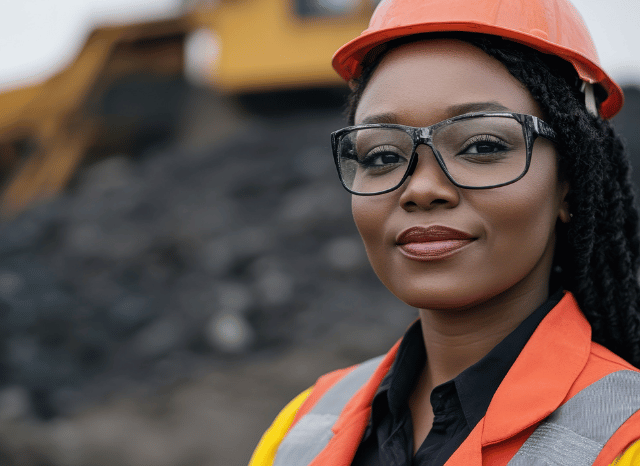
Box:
[330,112,557,195]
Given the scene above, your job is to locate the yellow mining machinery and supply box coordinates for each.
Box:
[0,0,375,216]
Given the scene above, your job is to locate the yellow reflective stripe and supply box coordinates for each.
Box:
[610,439,640,466]
[249,388,314,466]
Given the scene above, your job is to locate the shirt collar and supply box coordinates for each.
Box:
[455,289,563,428]
[371,289,564,430]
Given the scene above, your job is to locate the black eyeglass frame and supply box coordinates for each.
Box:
[330,112,558,195]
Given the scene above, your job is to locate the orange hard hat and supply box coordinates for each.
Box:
[332,0,623,119]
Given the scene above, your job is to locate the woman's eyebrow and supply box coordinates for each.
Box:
[447,102,511,115]
[358,103,512,126]
[359,113,399,125]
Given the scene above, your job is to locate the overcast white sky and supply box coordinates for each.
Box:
[0,0,181,91]
[0,0,638,91]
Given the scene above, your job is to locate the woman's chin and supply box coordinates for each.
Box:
[392,289,487,312]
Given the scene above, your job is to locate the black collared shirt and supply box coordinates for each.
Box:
[351,290,563,466]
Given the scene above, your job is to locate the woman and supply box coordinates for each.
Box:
[250,0,640,464]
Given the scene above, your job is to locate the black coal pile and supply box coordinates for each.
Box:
[0,96,411,421]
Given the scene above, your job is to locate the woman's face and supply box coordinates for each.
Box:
[352,39,570,311]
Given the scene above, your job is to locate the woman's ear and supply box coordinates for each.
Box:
[558,181,571,223]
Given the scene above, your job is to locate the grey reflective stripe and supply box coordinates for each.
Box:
[508,370,640,466]
[272,355,384,466]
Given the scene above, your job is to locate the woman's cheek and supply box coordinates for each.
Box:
[473,181,560,271]
[351,195,394,267]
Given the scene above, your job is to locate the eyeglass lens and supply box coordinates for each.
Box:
[337,116,529,193]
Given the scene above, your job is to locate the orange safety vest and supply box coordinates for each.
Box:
[251,292,640,466]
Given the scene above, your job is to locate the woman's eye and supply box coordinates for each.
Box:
[368,153,401,166]
[361,146,407,167]
[458,135,510,161]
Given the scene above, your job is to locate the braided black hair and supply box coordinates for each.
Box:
[345,34,640,367]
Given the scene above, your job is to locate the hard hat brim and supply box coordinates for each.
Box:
[332,22,624,119]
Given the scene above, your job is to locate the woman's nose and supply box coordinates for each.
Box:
[398,145,461,211]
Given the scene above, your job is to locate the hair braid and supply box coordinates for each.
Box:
[474,38,640,366]
[346,34,640,367]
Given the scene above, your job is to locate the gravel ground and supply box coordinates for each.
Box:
[0,323,413,466]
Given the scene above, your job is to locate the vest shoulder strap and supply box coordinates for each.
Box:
[508,370,640,466]
[272,355,384,466]
[275,361,640,466]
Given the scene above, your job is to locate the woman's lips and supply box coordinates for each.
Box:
[396,226,474,260]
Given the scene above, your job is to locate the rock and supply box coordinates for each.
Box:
[108,295,153,335]
[216,282,253,315]
[74,156,136,199]
[0,386,31,421]
[200,237,235,275]
[295,145,334,179]
[324,236,367,271]
[133,317,184,359]
[254,267,294,307]
[205,312,254,354]
[0,273,25,300]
